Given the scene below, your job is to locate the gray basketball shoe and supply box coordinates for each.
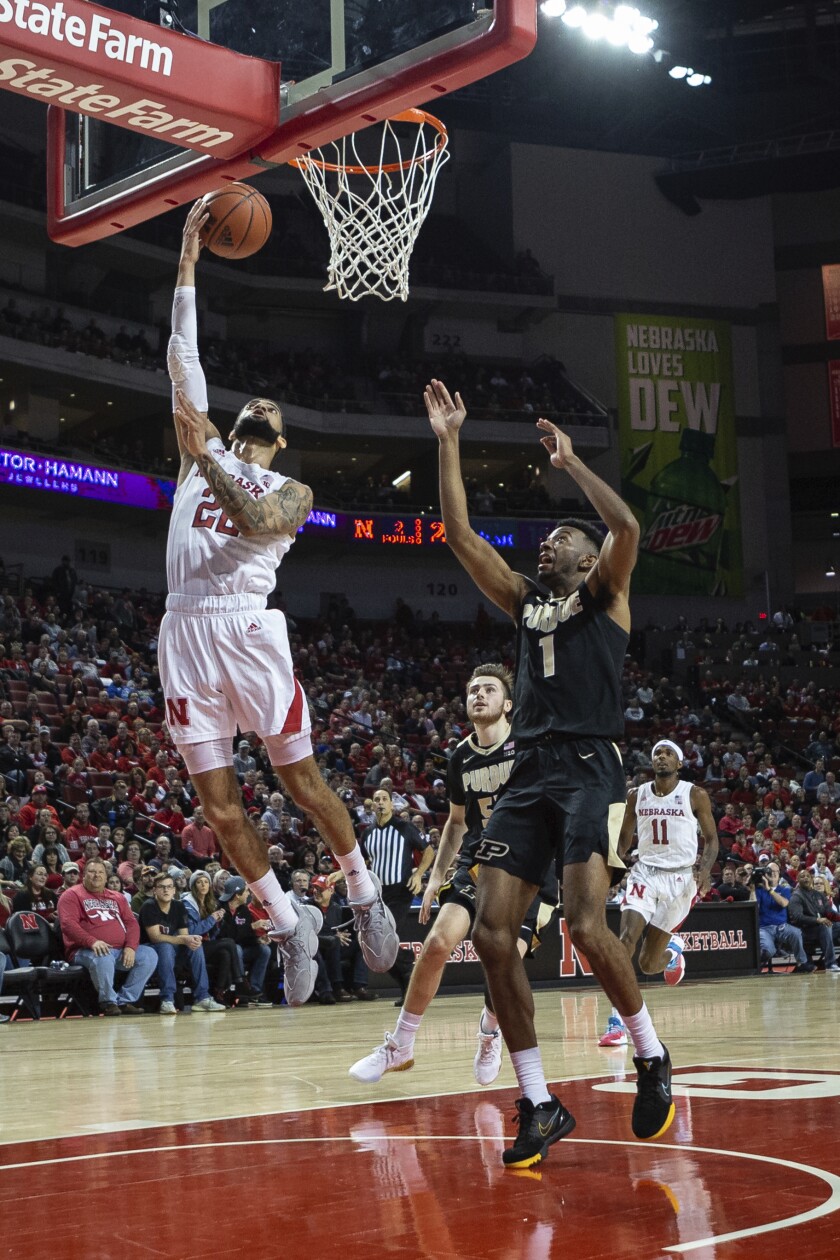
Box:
[270,904,320,1006]
[350,872,399,972]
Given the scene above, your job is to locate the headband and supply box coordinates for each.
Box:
[652,739,684,764]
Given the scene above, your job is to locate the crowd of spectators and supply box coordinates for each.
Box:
[1,566,840,1019]
[373,354,605,425]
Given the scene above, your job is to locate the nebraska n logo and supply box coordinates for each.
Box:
[166,697,190,727]
[20,913,39,932]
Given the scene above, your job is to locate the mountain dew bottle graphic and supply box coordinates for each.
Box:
[635,429,726,595]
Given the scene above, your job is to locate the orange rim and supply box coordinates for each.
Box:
[289,108,448,176]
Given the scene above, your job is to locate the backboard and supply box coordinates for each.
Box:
[46,0,537,245]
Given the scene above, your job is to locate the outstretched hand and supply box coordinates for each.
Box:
[424,379,466,439]
[537,417,575,469]
[174,389,209,459]
[180,199,209,267]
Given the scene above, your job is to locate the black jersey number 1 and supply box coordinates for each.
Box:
[539,634,556,678]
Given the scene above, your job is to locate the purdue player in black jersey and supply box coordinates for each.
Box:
[425,378,674,1169]
[348,665,557,1086]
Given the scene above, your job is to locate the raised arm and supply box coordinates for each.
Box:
[169,200,222,484]
[174,390,312,538]
[537,418,639,624]
[425,380,528,620]
[690,785,720,895]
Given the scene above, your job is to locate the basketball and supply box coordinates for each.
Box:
[199,183,272,259]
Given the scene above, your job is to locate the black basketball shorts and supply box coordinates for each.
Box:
[473,736,626,888]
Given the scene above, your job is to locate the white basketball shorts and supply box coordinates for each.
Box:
[158,594,310,757]
[621,859,696,933]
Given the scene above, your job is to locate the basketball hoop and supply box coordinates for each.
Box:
[290,108,449,302]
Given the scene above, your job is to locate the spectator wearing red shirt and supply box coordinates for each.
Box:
[730,834,758,865]
[65,803,99,861]
[89,735,117,774]
[717,804,742,839]
[57,857,156,1015]
[152,794,187,837]
[133,780,164,818]
[181,805,219,866]
[146,750,172,787]
[60,733,86,768]
[17,786,61,832]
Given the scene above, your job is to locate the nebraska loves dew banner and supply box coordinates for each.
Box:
[615,313,743,597]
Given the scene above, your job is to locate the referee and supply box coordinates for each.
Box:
[361,788,434,1004]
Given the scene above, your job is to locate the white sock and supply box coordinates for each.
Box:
[393,1008,422,1049]
[509,1047,552,1105]
[623,1003,666,1060]
[336,845,376,903]
[247,870,298,936]
[479,1006,500,1034]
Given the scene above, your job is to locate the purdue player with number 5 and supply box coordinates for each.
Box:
[157,202,398,1009]
[599,740,719,1046]
[426,377,675,1169]
[349,665,557,1087]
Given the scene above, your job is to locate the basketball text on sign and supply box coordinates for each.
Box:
[43,0,537,244]
[0,0,279,154]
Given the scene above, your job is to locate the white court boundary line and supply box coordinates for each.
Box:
[0,1133,837,1253]
[0,1058,837,1148]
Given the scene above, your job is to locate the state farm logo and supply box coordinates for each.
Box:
[0,2,173,75]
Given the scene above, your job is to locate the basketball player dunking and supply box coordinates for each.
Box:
[598,739,718,1047]
[158,201,398,1004]
[425,378,675,1168]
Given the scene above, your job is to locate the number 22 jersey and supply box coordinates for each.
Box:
[166,439,296,599]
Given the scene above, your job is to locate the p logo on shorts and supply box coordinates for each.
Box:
[166,697,190,727]
[474,838,511,863]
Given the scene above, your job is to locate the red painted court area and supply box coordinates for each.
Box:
[1,1066,838,1259]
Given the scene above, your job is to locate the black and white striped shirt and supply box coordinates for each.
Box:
[362,817,426,887]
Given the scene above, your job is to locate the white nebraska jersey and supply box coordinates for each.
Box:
[635,779,699,870]
[167,439,295,598]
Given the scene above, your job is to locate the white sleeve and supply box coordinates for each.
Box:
[167,285,208,413]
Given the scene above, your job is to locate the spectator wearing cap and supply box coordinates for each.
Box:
[139,872,226,1013]
[427,779,449,812]
[58,857,157,1016]
[57,862,81,896]
[181,805,219,867]
[17,786,59,833]
[130,866,158,914]
[232,741,256,781]
[217,876,272,1001]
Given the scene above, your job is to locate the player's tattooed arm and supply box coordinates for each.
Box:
[196,454,313,537]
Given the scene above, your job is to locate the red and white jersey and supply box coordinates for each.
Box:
[167,440,295,599]
[635,779,698,870]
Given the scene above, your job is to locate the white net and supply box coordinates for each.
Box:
[292,110,450,302]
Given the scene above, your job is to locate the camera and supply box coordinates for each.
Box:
[750,869,769,886]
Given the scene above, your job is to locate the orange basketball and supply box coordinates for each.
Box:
[199,183,272,259]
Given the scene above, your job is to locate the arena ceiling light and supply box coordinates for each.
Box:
[669,64,712,86]
[543,3,658,54]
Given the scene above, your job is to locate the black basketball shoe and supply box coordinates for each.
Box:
[502,1095,576,1168]
[632,1046,676,1140]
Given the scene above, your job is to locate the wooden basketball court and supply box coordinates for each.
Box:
[1,974,838,1258]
